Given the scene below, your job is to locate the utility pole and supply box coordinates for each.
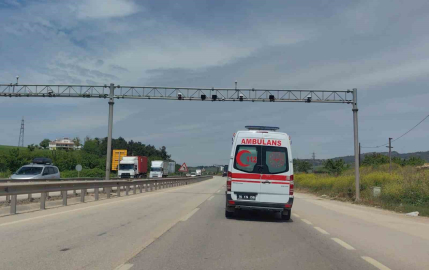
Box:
[387,138,393,173]
[105,83,115,180]
[18,117,24,147]
[359,143,361,167]
[352,89,360,201]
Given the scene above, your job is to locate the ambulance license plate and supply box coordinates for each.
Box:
[236,193,256,200]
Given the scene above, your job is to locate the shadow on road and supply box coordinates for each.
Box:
[230,209,294,223]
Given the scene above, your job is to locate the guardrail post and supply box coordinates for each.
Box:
[107,188,111,198]
[145,183,149,192]
[28,193,32,201]
[6,195,10,202]
[40,192,46,209]
[117,185,121,197]
[95,188,99,200]
[126,185,130,196]
[62,191,67,206]
[80,189,85,202]
[139,184,143,193]
[10,195,17,214]
[133,185,136,194]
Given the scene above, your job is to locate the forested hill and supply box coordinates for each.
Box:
[296,150,429,165]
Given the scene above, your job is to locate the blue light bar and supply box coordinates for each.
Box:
[245,126,280,131]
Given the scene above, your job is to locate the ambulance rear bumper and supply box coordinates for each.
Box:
[226,193,293,212]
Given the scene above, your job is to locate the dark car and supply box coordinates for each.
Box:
[222,165,228,177]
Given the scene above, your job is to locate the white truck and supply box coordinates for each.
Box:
[118,156,148,179]
[196,169,202,176]
[149,160,169,178]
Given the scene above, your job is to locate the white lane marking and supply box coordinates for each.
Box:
[292,213,300,218]
[314,227,329,235]
[301,219,312,225]
[181,208,200,221]
[216,190,221,193]
[114,263,134,270]
[207,196,214,201]
[331,238,356,250]
[361,256,391,270]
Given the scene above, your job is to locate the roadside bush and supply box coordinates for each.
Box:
[61,168,106,178]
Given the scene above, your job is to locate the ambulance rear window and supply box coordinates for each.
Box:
[234,146,259,173]
[264,147,288,173]
[233,145,289,174]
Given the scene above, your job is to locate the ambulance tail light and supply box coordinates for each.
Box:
[227,171,232,191]
[289,182,294,196]
[289,175,294,181]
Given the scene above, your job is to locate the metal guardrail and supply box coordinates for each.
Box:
[0,175,192,183]
[0,176,212,215]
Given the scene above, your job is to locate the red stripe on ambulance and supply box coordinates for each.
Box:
[231,173,291,181]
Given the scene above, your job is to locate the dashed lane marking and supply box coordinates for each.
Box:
[301,219,312,225]
[181,208,200,221]
[361,257,391,270]
[114,263,133,270]
[314,227,329,235]
[332,238,355,250]
[207,196,214,201]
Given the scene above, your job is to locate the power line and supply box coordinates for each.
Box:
[362,113,429,149]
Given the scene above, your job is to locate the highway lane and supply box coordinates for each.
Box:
[126,179,429,270]
[1,176,428,270]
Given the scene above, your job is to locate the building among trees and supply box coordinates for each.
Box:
[48,138,81,151]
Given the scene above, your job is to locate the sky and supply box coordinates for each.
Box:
[1,0,429,166]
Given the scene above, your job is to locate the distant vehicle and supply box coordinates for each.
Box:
[226,126,294,220]
[186,173,191,177]
[112,149,127,171]
[196,169,202,176]
[222,165,228,177]
[10,158,60,180]
[168,162,176,174]
[150,160,169,178]
[118,156,148,178]
[190,172,196,177]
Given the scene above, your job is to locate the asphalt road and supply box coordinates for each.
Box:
[0,176,428,270]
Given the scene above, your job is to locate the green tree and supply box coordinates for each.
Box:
[6,148,26,172]
[405,157,425,166]
[362,153,389,166]
[293,159,312,173]
[159,146,170,160]
[28,144,36,152]
[39,139,50,149]
[72,137,81,147]
[82,138,101,156]
[323,159,348,175]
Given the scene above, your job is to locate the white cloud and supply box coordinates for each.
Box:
[76,0,141,19]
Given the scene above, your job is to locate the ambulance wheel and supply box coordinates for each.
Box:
[282,210,291,221]
[225,210,235,219]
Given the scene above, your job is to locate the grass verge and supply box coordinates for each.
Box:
[295,164,429,217]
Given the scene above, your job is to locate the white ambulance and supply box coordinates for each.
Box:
[226,126,294,220]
